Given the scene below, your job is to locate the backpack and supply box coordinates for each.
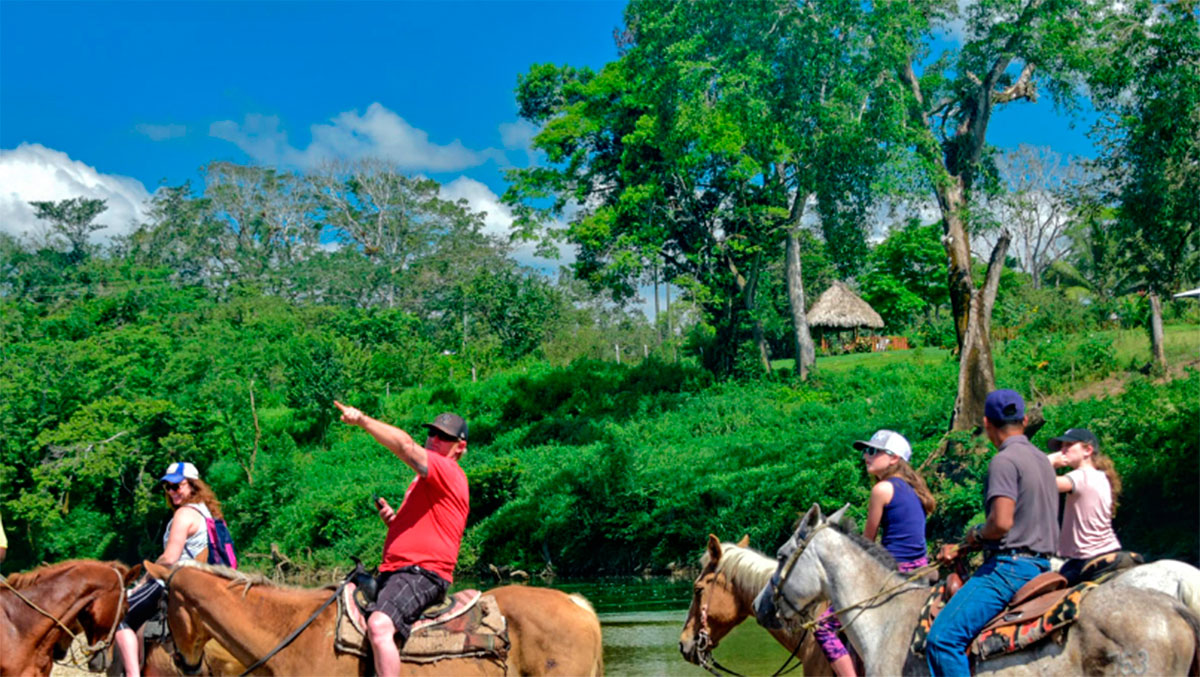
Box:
[186,505,238,569]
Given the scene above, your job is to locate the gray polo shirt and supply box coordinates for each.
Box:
[983,434,1059,554]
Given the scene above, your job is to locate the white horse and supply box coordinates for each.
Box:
[756,503,1200,676]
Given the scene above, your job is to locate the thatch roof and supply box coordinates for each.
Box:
[807,281,884,329]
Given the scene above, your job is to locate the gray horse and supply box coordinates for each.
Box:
[755,504,1200,676]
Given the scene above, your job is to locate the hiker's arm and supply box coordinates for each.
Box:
[335,401,429,476]
[159,509,201,565]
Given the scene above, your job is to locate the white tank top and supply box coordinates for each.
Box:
[164,502,212,563]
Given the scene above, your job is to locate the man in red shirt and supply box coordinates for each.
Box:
[334,401,470,677]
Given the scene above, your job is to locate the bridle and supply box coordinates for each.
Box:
[689,570,805,677]
[1,565,128,666]
[771,521,937,636]
[160,564,346,677]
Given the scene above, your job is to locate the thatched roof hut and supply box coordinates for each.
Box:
[807,281,884,329]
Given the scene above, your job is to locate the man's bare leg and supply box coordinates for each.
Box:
[367,611,401,677]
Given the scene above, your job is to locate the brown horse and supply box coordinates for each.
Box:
[1,559,142,677]
[680,535,831,676]
[143,561,603,676]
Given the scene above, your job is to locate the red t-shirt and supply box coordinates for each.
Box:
[380,451,469,582]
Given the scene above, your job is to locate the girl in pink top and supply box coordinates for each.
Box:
[1046,428,1122,584]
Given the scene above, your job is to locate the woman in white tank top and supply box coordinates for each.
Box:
[114,462,229,677]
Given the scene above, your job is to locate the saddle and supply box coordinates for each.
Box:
[335,582,508,663]
[912,562,1103,661]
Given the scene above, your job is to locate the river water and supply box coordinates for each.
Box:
[465,577,794,677]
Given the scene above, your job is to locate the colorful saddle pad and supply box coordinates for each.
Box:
[335,584,509,663]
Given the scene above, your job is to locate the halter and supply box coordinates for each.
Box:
[690,568,805,677]
[771,522,938,636]
[0,565,127,667]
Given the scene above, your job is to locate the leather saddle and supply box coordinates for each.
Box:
[936,566,1070,632]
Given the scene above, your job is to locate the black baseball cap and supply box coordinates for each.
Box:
[424,412,468,441]
[1048,428,1099,451]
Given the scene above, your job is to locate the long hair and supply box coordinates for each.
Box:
[876,459,937,515]
[1090,449,1123,517]
[165,478,225,520]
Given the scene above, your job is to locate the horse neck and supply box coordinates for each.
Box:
[814,530,926,674]
[177,571,336,668]
[5,564,110,666]
[717,546,777,616]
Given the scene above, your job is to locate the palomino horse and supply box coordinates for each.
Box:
[143,561,603,676]
[680,534,830,675]
[758,504,1200,675]
[1,559,142,677]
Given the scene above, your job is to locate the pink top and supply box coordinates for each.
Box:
[1059,466,1121,559]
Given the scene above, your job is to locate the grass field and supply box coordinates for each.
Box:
[770,323,1199,374]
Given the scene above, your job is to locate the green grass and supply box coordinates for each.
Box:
[771,346,952,374]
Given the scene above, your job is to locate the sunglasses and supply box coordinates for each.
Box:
[862,447,893,457]
[429,430,459,443]
[163,482,185,491]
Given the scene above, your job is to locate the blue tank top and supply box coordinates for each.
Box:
[880,477,927,564]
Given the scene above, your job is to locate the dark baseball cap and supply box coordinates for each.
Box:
[1048,428,1099,451]
[984,389,1026,423]
[424,412,468,441]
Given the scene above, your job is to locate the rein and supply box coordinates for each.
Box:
[237,580,346,676]
[1,565,127,665]
[771,522,937,636]
[692,571,805,677]
[160,565,347,677]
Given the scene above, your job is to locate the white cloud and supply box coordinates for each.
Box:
[135,123,187,141]
[211,103,499,172]
[439,175,575,272]
[0,143,152,242]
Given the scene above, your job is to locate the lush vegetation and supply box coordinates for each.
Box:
[2,274,1195,574]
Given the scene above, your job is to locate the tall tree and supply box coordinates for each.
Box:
[28,197,108,264]
[506,0,904,378]
[891,0,1101,431]
[1089,3,1199,369]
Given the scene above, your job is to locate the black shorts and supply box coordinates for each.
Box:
[367,566,449,642]
[118,579,164,631]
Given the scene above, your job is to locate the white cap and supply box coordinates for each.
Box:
[160,461,200,483]
[852,430,912,463]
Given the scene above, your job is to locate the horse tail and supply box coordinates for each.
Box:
[1181,574,1200,618]
[567,593,603,677]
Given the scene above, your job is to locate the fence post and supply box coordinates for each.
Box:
[615,343,621,364]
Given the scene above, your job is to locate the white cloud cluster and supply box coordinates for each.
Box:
[439,175,574,272]
[211,103,503,172]
[0,143,152,242]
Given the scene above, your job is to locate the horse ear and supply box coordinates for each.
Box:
[144,560,170,581]
[736,534,750,548]
[828,503,857,531]
[827,503,849,524]
[706,534,722,562]
[125,563,144,585]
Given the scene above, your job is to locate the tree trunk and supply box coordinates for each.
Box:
[1148,291,1166,370]
[937,181,974,350]
[948,234,1010,432]
[785,193,817,380]
[728,254,772,375]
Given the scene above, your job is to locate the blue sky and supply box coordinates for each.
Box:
[1,0,1099,282]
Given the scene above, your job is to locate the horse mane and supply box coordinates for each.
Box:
[825,521,901,571]
[700,543,777,602]
[4,559,129,589]
[172,560,334,592]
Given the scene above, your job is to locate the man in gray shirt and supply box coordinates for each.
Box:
[926,389,1059,676]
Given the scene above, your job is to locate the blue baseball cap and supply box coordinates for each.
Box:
[984,389,1025,423]
[160,461,200,483]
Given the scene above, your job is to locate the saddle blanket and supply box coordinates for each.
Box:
[335,584,509,663]
[911,579,1098,660]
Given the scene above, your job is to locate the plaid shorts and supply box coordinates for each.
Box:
[368,566,449,642]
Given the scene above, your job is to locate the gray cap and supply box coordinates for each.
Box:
[424,412,468,441]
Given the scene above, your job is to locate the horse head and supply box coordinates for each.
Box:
[756,503,850,627]
[145,561,209,675]
[680,533,751,665]
[74,561,142,671]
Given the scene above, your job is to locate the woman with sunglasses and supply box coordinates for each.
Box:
[813,430,936,677]
[114,461,227,677]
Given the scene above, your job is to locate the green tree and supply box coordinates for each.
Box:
[860,219,949,326]
[28,197,108,265]
[891,0,1105,431]
[1088,3,1199,368]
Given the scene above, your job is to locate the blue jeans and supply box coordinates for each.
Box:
[925,554,1049,676]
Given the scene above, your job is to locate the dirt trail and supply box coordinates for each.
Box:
[1047,356,1200,405]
